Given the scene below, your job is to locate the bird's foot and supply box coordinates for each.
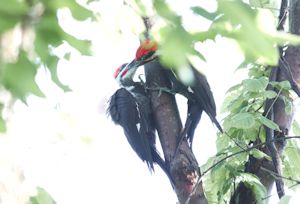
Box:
[146,83,176,97]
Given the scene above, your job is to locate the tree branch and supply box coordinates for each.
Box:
[264,66,285,198]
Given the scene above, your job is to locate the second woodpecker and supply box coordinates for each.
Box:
[108,63,170,175]
[127,40,223,146]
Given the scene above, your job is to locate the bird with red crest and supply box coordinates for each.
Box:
[126,39,223,147]
[107,62,172,182]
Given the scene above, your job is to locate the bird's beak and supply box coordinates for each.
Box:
[126,54,157,71]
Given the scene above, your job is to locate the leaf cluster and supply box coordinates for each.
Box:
[30,187,56,204]
[0,0,97,131]
[206,62,293,203]
[127,0,300,202]
[132,0,300,84]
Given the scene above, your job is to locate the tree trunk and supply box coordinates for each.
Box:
[145,60,207,204]
[142,17,208,203]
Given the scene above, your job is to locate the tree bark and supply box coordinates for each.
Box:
[230,0,300,203]
[145,60,207,204]
[142,17,208,203]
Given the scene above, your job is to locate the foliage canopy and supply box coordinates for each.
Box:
[1,0,300,203]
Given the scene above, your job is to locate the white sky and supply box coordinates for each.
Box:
[1,0,300,204]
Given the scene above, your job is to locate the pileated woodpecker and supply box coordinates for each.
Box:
[108,63,169,175]
[127,40,223,146]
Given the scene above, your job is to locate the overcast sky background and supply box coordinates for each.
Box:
[1,0,300,203]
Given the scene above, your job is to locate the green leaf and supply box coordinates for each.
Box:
[133,0,148,16]
[263,90,277,99]
[226,83,242,93]
[218,1,256,26]
[64,52,71,61]
[241,173,267,204]
[2,52,45,101]
[191,49,206,62]
[225,164,240,177]
[272,32,300,46]
[63,33,92,56]
[244,128,259,141]
[34,11,87,91]
[153,0,181,24]
[46,55,72,92]
[40,0,94,21]
[250,148,271,160]
[30,187,56,204]
[292,120,300,135]
[219,177,234,202]
[216,134,233,156]
[259,128,267,143]
[221,93,246,114]
[158,26,194,83]
[282,139,300,187]
[230,113,256,129]
[191,6,217,21]
[204,163,229,204]
[191,30,218,42]
[35,13,64,47]
[35,11,91,55]
[35,32,71,92]
[0,0,29,15]
[279,80,291,90]
[0,16,19,33]
[248,65,268,78]
[61,1,94,21]
[222,178,233,194]
[278,195,292,204]
[0,0,29,33]
[257,115,280,131]
[281,95,293,115]
[249,0,270,7]
[218,1,279,65]
[243,77,269,92]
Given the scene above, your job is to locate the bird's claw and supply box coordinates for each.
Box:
[138,75,146,87]
[147,82,175,97]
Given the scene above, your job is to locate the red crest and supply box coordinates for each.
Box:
[114,63,127,78]
[136,40,158,61]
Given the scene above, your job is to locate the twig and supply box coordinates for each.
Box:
[264,65,285,198]
[261,166,300,185]
[277,0,288,31]
[224,131,247,151]
[279,57,300,98]
[261,166,300,201]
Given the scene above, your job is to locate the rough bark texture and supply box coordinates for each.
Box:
[230,0,300,203]
[286,0,300,81]
[145,61,207,204]
[142,17,208,204]
[145,61,181,161]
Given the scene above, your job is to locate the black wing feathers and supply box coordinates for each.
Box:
[108,87,165,172]
[191,67,223,133]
